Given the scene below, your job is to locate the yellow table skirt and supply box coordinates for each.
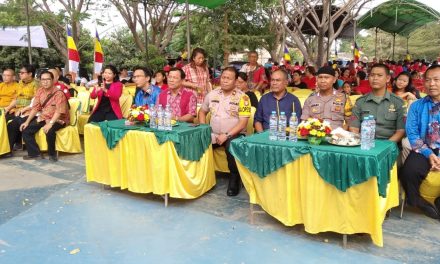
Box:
[0,113,10,155]
[237,154,399,247]
[84,124,216,199]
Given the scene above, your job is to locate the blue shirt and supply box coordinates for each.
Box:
[134,85,161,107]
[254,91,302,130]
[406,96,440,159]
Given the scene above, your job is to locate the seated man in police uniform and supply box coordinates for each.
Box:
[301,66,351,130]
[198,66,251,196]
[349,63,405,142]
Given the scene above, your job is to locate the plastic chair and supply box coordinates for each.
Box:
[246,106,256,135]
[400,171,440,218]
[349,94,362,104]
[119,94,133,119]
[76,91,91,114]
[35,98,83,154]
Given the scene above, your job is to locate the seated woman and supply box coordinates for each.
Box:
[392,71,420,109]
[236,72,258,109]
[154,70,168,91]
[88,65,123,123]
[341,81,354,96]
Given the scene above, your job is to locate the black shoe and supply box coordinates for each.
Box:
[22,155,43,160]
[435,197,440,214]
[227,174,240,196]
[416,198,440,219]
[13,143,22,151]
[48,155,58,162]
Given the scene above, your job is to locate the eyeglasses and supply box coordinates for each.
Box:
[40,78,52,82]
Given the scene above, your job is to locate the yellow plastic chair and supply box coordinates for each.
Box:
[123,85,137,97]
[292,89,313,97]
[400,171,440,218]
[349,94,362,104]
[120,94,134,119]
[253,91,262,102]
[75,86,87,93]
[420,92,427,98]
[76,91,91,114]
[246,106,256,135]
[35,98,82,153]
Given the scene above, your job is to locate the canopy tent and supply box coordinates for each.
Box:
[357,0,440,59]
[175,0,226,61]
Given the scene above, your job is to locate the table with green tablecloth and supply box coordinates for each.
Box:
[229,131,400,247]
[85,119,216,201]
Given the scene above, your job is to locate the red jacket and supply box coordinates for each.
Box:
[90,81,123,119]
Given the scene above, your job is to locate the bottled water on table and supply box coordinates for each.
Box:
[289,112,298,142]
[149,104,157,129]
[369,115,376,148]
[269,111,278,141]
[361,116,372,150]
[164,104,172,131]
[157,106,165,131]
[278,112,287,141]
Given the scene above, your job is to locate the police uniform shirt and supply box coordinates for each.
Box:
[301,90,350,129]
[201,88,251,136]
[350,91,405,139]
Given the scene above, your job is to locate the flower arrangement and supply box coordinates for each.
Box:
[298,118,332,139]
[126,105,150,124]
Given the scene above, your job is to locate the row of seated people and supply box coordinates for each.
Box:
[2,63,440,222]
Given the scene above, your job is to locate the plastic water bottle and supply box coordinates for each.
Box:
[278,112,287,141]
[269,111,278,141]
[149,104,157,129]
[164,104,172,131]
[289,112,298,142]
[360,116,371,150]
[369,115,376,148]
[157,106,164,131]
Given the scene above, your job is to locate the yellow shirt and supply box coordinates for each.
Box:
[0,82,19,107]
[16,79,38,108]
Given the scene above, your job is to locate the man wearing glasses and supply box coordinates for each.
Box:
[6,64,38,121]
[7,71,69,161]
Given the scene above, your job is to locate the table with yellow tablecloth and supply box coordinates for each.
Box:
[0,110,10,155]
[84,121,216,199]
[230,132,399,247]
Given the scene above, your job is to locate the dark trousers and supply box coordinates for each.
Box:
[213,134,241,176]
[88,110,118,123]
[21,118,64,157]
[6,113,22,146]
[7,116,27,151]
[399,150,434,206]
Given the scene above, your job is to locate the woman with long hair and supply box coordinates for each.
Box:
[88,65,123,122]
[154,70,168,90]
[392,71,420,108]
[182,47,212,103]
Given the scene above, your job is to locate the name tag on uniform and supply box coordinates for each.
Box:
[211,100,219,103]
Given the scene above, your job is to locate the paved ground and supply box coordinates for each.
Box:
[0,150,439,263]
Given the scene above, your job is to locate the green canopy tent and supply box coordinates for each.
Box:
[175,0,226,61]
[357,0,440,60]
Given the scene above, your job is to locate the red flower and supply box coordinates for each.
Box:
[300,128,309,137]
[136,113,144,121]
[325,127,331,134]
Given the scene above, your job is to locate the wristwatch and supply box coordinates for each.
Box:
[225,132,232,139]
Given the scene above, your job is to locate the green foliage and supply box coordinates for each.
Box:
[102,29,167,72]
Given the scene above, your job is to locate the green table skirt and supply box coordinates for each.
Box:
[94,119,211,161]
[229,131,398,197]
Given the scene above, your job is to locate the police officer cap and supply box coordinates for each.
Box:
[317,66,335,76]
